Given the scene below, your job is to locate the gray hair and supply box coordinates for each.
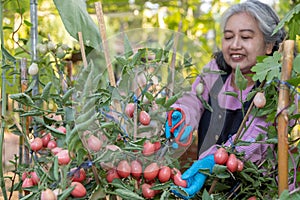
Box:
[221,0,286,53]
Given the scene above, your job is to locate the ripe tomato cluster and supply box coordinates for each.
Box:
[21,171,40,188]
[214,147,244,173]
[125,103,151,125]
[106,158,187,199]
[30,126,67,152]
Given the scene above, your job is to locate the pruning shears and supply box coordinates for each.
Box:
[166,108,193,147]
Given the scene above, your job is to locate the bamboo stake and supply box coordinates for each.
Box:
[78,32,88,68]
[20,58,30,165]
[95,2,116,87]
[278,40,294,195]
[95,2,122,115]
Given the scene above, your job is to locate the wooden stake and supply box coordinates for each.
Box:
[20,58,30,165]
[278,40,294,195]
[78,32,88,68]
[95,2,116,87]
[95,2,122,116]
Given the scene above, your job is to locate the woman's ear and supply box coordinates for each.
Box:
[266,43,275,55]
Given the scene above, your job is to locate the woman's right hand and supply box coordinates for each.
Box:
[165,109,193,149]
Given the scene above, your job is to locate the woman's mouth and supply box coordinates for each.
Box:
[230,54,244,62]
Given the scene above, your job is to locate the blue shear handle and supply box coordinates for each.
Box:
[165,110,182,139]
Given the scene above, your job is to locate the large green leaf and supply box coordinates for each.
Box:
[53,0,101,50]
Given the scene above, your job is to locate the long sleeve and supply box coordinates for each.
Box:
[172,59,273,163]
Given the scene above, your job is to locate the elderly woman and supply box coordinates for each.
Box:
[165,0,286,199]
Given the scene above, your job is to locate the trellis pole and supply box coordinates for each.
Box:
[277,40,294,195]
[94,2,122,115]
[0,0,8,198]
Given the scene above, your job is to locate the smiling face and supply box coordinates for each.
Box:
[221,12,273,74]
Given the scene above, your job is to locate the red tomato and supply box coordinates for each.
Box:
[139,111,151,125]
[56,126,66,134]
[248,196,257,200]
[158,166,171,183]
[56,149,71,165]
[70,182,86,198]
[142,141,155,156]
[41,188,57,200]
[226,154,238,173]
[142,183,156,199]
[87,135,103,152]
[30,171,40,185]
[30,137,43,152]
[47,140,57,149]
[22,172,28,181]
[117,160,131,178]
[253,92,266,108]
[237,159,244,172]
[51,147,62,155]
[214,148,229,165]
[22,177,34,188]
[125,103,135,118]
[41,133,51,147]
[106,168,120,183]
[130,160,143,179]
[172,168,187,188]
[153,141,161,151]
[71,168,86,182]
[143,162,159,181]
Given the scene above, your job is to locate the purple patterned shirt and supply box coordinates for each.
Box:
[173,59,272,163]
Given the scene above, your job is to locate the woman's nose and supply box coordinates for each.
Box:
[230,37,242,49]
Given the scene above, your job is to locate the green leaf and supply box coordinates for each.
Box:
[235,66,247,91]
[293,54,300,73]
[272,4,300,39]
[224,91,238,98]
[90,185,106,200]
[164,34,174,52]
[115,56,128,66]
[53,0,101,49]
[150,182,172,190]
[202,189,213,200]
[9,93,35,106]
[212,164,230,179]
[251,52,281,82]
[160,190,171,200]
[114,189,144,200]
[1,45,16,63]
[240,171,255,184]
[123,34,133,58]
[62,88,75,104]
[23,20,33,27]
[155,96,166,105]
[45,125,66,138]
[24,79,37,93]
[164,93,180,108]
[278,190,290,200]
[41,82,52,101]
[265,138,278,144]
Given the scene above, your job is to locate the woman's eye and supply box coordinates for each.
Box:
[224,36,233,40]
[241,36,251,40]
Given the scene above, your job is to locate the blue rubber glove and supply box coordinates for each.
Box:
[172,155,215,199]
[165,110,192,149]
